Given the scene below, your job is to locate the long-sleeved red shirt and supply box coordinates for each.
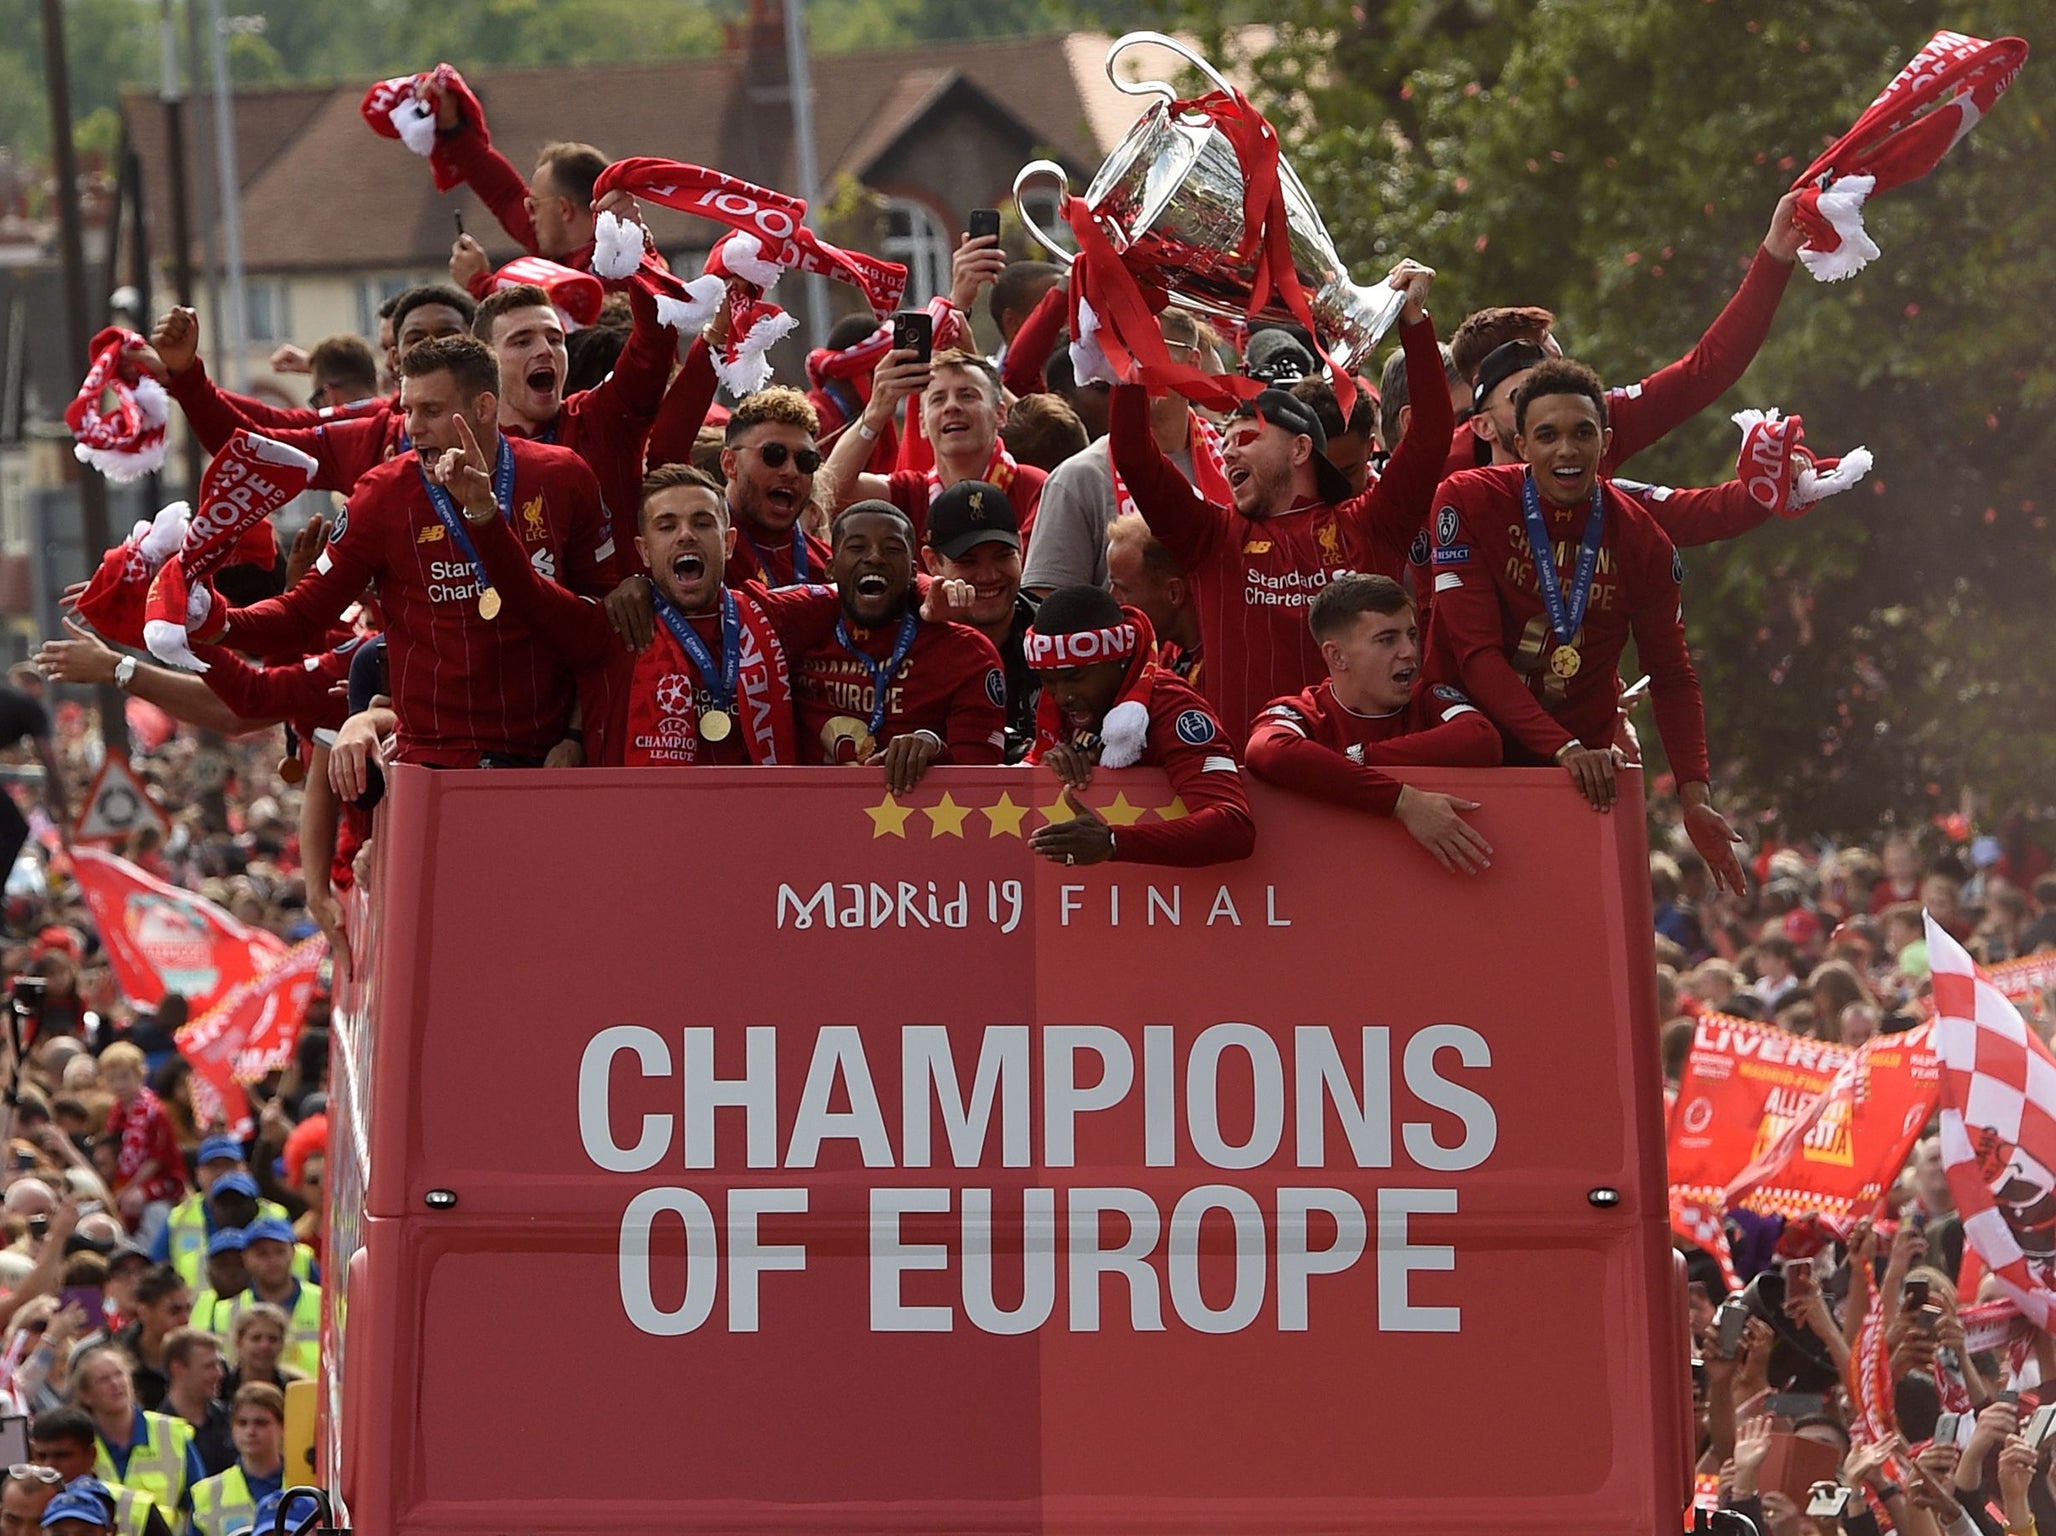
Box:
[216,436,617,765]
[190,638,363,739]
[505,283,674,567]
[1107,314,1452,736]
[1029,673,1255,867]
[167,362,408,496]
[1245,677,1502,815]
[1440,246,1793,482]
[999,282,1068,399]
[1426,464,1728,783]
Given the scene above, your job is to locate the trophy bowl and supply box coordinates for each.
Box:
[1015,32,1404,370]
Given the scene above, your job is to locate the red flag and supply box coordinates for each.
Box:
[1930,915,2056,1327]
[1725,1023,1940,1227]
[73,847,285,1015]
[176,936,327,1138]
[1667,1013,1850,1282]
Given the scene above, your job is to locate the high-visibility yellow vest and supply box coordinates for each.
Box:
[214,1281,322,1377]
[167,1199,309,1288]
[190,1463,267,1536]
[93,1410,195,1515]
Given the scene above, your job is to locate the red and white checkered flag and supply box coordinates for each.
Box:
[1930,913,2056,1326]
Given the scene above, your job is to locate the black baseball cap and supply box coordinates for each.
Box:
[926,480,1020,560]
[1241,328,1317,384]
[1233,388,1353,505]
[1471,338,1549,414]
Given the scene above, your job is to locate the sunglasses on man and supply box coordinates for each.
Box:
[754,443,821,475]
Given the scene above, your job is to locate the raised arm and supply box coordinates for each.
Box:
[1339,265,1450,552]
[34,619,266,736]
[1106,385,1224,570]
[1607,193,1802,467]
[427,77,539,253]
[824,346,924,512]
[1618,476,1774,549]
[1000,279,1067,399]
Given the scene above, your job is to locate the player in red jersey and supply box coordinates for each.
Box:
[1023,586,1254,869]
[1247,574,1500,874]
[824,351,1048,542]
[1106,259,1449,736]
[421,74,606,269]
[472,282,673,567]
[794,502,1006,790]
[1429,359,1748,892]
[1441,192,1807,482]
[140,288,476,497]
[193,337,618,767]
[464,464,850,767]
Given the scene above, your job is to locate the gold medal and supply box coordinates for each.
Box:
[1550,643,1582,680]
[277,755,306,785]
[699,708,733,743]
[478,587,502,621]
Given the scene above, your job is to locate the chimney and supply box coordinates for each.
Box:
[718,0,795,191]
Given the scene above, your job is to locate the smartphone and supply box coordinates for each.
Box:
[26,1215,46,1240]
[1933,1410,1963,1444]
[1805,1483,1853,1518]
[454,210,466,238]
[57,1286,104,1331]
[1916,1300,1944,1332]
[1715,1297,1750,1359]
[11,1148,33,1172]
[1998,1389,2021,1408]
[1764,1392,1826,1419]
[891,309,933,365]
[1783,1257,1818,1297]
[967,208,1001,242]
[0,1417,25,1471]
[2026,1403,2056,1448]
[1903,1278,1930,1310]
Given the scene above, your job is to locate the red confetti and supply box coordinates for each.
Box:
[1904,303,1920,318]
[1525,158,1540,173]
[1652,265,1665,277]
[1474,234,1488,252]
[1746,18,1760,32]
[1985,508,1999,524]
[1797,39,1812,54]
[1623,251,1642,265]
[1453,175,1470,193]
[1661,246,1675,259]
[1566,74,1579,88]
[1549,150,1565,163]
[1777,155,1794,170]
[1704,202,1717,216]
[1463,81,1482,98]
[1753,151,1768,165]
[1399,82,1414,100]
[1987,413,2001,430]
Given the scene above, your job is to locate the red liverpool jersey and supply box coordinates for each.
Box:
[1426,464,1715,782]
[218,435,618,765]
[1246,678,1502,815]
[792,615,1006,766]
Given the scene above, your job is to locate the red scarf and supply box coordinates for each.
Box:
[360,63,486,192]
[621,594,797,765]
[926,442,1019,505]
[1789,31,2028,281]
[66,328,169,483]
[144,433,318,673]
[1110,411,1232,518]
[114,1088,181,1204]
[1025,607,1162,768]
[592,158,907,317]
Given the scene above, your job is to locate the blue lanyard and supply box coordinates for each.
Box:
[835,610,919,738]
[654,587,741,713]
[734,508,809,587]
[1519,471,1606,643]
[417,437,517,595]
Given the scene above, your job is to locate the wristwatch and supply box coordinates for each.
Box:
[113,656,137,691]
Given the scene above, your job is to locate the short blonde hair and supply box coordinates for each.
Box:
[724,386,819,441]
[98,1043,146,1076]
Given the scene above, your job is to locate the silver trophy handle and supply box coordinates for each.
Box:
[1105,31,1239,106]
[1012,160,1076,268]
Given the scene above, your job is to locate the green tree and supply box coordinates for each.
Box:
[1116,0,2054,833]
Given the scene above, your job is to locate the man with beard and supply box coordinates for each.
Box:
[721,389,831,589]
[794,502,1006,789]
[824,351,1047,539]
[140,288,476,496]
[1109,261,1447,736]
[1246,573,1500,875]
[472,281,674,565]
[1022,586,1253,869]
[192,337,616,766]
[1430,359,1747,894]
[919,480,1037,762]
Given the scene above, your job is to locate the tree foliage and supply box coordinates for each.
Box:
[1115,0,2055,833]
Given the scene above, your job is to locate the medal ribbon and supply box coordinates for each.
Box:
[835,610,919,739]
[1519,471,1606,645]
[732,501,810,586]
[654,587,741,715]
[417,439,517,600]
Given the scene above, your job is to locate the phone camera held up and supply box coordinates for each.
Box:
[891,310,933,366]
[967,207,1002,243]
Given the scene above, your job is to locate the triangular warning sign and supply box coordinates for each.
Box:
[74,756,171,844]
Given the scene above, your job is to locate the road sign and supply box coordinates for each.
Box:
[73,755,171,844]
